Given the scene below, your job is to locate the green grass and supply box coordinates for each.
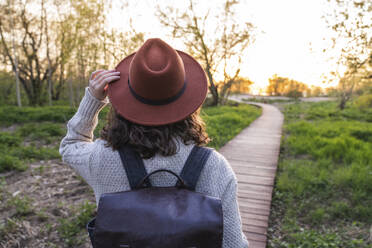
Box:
[0,102,261,170]
[201,104,261,149]
[0,106,72,172]
[0,106,76,126]
[7,195,34,217]
[268,101,372,247]
[17,122,66,143]
[57,201,96,247]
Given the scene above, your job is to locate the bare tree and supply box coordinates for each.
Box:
[0,0,145,106]
[42,0,53,106]
[323,0,372,109]
[157,0,256,105]
[7,0,22,107]
[0,0,58,105]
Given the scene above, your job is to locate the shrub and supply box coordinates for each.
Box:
[0,218,18,240]
[0,155,26,173]
[57,201,96,246]
[350,129,372,142]
[17,122,65,143]
[354,94,372,109]
[329,201,350,219]
[0,106,76,126]
[7,195,33,216]
[308,207,327,225]
[15,146,60,160]
[0,132,21,147]
[287,229,364,248]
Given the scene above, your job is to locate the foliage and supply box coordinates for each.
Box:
[354,94,372,109]
[243,97,295,104]
[227,76,254,94]
[0,0,143,106]
[17,122,66,144]
[0,132,21,146]
[0,106,68,172]
[57,201,96,247]
[322,0,372,110]
[269,224,365,248]
[283,101,372,122]
[0,106,75,126]
[266,74,309,98]
[0,218,18,241]
[201,103,261,149]
[7,195,34,217]
[0,71,27,106]
[269,101,372,246]
[305,86,325,97]
[0,154,26,173]
[157,0,257,105]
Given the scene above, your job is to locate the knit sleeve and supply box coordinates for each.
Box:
[59,87,109,187]
[221,168,249,247]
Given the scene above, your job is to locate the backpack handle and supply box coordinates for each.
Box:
[136,169,187,189]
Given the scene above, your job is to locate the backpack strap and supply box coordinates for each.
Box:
[118,146,152,189]
[177,145,213,190]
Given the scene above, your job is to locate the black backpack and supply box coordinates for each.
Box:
[87,145,223,248]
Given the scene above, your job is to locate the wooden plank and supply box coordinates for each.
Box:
[238,190,272,201]
[219,100,284,248]
[238,200,271,211]
[231,162,277,173]
[237,176,274,186]
[243,224,267,235]
[238,183,273,194]
[239,205,271,216]
[241,217,268,228]
[244,232,267,242]
[248,241,267,248]
[238,197,271,206]
[240,212,269,222]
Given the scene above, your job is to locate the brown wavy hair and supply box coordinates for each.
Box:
[100,106,210,159]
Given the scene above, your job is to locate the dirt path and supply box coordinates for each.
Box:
[219,99,284,248]
[0,159,94,248]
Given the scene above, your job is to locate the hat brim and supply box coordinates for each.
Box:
[107,50,208,126]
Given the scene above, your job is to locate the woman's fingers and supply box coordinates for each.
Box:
[96,72,120,86]
[88,69,119,100]
[94,69,116,82]
[97,75,120,90]
[90,69,105,81]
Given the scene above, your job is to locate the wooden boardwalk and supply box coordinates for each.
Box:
[219,101,284,248]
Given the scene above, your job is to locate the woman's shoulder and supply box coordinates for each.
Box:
[206,147,236,179]
[194,146,237,197]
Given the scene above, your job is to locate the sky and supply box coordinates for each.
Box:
[106,0,341,94]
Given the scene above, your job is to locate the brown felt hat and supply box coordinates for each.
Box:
[107,38,208,126]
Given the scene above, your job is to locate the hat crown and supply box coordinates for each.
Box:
[129,38,186,101]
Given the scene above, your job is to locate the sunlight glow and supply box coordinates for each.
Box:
[107,0,341,94]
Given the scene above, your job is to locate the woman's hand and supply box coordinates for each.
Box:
[89,69,120,100]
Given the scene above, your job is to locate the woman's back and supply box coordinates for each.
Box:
[59,38,249,247]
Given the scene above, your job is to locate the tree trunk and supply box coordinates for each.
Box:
[9,0,22,107]
[339,97,347,110]
[68,77,75,108]
[205,68,219,105]
[11,38,22,107]
[43,3,52,106]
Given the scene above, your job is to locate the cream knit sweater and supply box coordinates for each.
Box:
[59,87,249,248]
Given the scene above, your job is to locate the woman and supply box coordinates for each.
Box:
[59,38,249,247]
